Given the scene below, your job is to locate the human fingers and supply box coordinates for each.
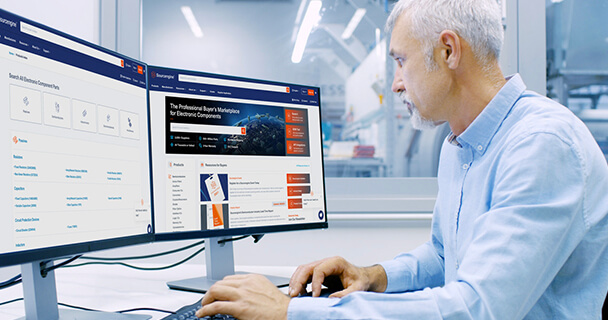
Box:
[288,262,318,297]
[328,285,362,299]
[309,258,349,297]
[200,282,240,306]
[289,257,350,297]
[196,301,236,319]
[310,265,331,297]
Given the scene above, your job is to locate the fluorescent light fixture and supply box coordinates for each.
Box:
[295,0,308,25]
[341,8,366,40]
[291,0,322,64]
[181,6,204,38]
[292,0,309,42]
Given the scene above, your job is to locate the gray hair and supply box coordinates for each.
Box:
[386,0,504,70]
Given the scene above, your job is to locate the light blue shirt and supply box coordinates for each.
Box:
[288,74,608,319]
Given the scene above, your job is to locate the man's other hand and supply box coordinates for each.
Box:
[288,256,387,299]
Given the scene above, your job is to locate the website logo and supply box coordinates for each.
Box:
[153,72,175,80]
[0,17,17,29]
[12,136,18,144]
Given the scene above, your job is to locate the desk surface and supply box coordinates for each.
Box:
[0,264,295,320]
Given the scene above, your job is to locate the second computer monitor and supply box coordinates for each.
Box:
[148,66,327,291]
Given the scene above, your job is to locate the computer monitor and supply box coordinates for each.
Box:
[148,66,328,292]
[0,9,153,319]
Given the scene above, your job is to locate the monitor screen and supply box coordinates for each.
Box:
[148,66,327,240]
[0,9,153,268]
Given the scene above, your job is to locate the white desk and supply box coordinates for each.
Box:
[0,264,295,320]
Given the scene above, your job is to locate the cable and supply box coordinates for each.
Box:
[57,302,98,312]
[80,240,205,261]
[58,302,175,315]
[218,235,249,244]
[2,235,257,290]
[41,255,82,277]
[63,245,205,271]
[0,297,23,307]
[218,234,265,244]
[1,256,81,291]
[0,278,22,290]
[0,298,173,315]
[61,234,258,271]
[0,274,22,290]
[117,307,174,314]
[252,234,265,243]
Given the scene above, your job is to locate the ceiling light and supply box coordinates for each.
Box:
[341,8,366,40]
[181,6,204,38]
[291,0,309,42]
[291,0,322,64]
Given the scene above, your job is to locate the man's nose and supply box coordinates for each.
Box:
[391,68,404,93]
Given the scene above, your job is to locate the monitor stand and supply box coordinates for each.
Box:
[166,236,290,293]
[19,261,150,320]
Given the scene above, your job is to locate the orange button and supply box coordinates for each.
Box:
[285,109,306,124]
[137,65,143,74]
[288,198,303,209]
[286,140,309,155]
[286,125,307,139]
[288,186,311,196]
[286,173,310,184]
[307,89,314,96]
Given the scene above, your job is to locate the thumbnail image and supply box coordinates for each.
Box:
[200,203,229,230]
[200,173,228,202]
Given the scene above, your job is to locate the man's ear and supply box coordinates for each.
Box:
[439,30,461,70]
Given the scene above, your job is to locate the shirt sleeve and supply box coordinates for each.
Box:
[288,131,589,319]
[380,240,445,293]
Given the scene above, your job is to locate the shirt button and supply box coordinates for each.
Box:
[477,145,483,151]
[462,164,469,170]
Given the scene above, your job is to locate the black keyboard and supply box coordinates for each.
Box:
[160,299,237,320]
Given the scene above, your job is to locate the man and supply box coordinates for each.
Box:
[197,0,608,318]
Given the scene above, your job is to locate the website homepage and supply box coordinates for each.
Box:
[0,10,152,255]
[149,68,326,233]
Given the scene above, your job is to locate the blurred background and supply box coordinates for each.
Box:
[2,0,605,181]
[0,0,606,270]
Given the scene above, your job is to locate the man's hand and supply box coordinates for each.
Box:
[196,274,290,320]
[288,256,387,298]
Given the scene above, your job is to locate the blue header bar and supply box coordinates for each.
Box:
[148,66,320,108]
[0,9,147,89]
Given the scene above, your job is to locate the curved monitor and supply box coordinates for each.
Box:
[0,9,153,267]
[0,8,153,319]
[148,66,327,291]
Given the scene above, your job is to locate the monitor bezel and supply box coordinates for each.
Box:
[0,234,153,268]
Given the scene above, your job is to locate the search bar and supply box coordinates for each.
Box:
[170,123,246,135]
[178,74,289,93]
[20,22,124,68]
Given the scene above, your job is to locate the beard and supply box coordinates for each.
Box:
[399,91,439,130]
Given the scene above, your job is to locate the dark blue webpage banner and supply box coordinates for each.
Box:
[0,9,147,89]
[148,66,320,107]
[166,96,310,157]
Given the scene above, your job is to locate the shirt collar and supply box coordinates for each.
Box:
[451,74,527,154]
